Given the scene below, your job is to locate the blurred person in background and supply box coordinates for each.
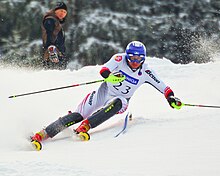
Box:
[42,2,68,70]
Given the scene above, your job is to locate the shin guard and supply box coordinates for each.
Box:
[45,112,83,138]
[88,98,122,128]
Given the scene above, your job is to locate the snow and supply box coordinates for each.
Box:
[0,57,220,176]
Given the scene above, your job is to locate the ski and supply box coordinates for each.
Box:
[114,112,132,137]
[28,131,90,151]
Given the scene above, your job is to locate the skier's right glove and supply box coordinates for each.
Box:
[104,72,126,84]
[167,96,183,110]
[48,45,59,63]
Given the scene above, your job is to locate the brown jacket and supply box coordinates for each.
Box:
[42,10,63,61]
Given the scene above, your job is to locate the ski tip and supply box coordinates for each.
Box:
[31,140,42,151]
[78,132,90,141]
[8,95,16,99]
[129,113,133,121]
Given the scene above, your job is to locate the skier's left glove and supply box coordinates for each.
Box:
[104,72,126,84]
[167,96,183,110]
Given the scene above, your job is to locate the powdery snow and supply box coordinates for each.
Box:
[0,57,220,176]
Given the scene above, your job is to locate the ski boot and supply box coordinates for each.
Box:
[74,119,90,141]
[31,130,48,151]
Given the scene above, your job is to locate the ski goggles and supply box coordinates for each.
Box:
[127,54,145,63]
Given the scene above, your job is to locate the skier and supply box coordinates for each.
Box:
[31,41,182,150]
[42,2,68,70]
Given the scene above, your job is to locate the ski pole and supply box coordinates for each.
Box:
[8,79,104,98]
[183,103,220,109]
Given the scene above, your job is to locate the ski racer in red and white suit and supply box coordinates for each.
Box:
[31,41,182,143]
[76,53,174,117]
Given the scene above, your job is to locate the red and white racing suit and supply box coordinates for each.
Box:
[75,53,173,118]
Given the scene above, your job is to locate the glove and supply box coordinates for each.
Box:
[48,45,59,63]
[167,96,182,110]
[104,72,126,84]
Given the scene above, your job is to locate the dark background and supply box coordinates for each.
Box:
[1,0,220,68]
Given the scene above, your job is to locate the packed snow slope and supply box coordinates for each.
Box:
[0,57,220,176]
